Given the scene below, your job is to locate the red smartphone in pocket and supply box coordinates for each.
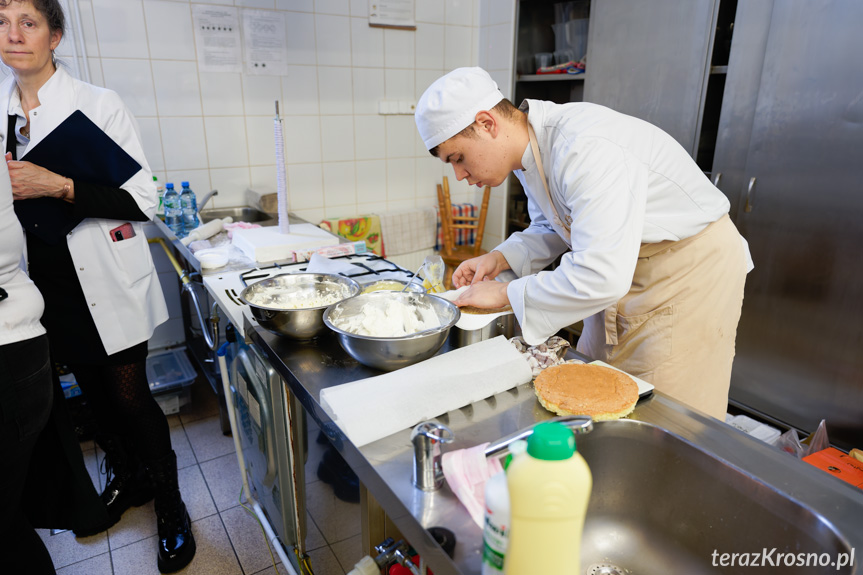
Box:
[109,222,136,242]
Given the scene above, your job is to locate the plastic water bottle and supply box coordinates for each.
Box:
[163,182,184,238]
[505,422,592,574]
[154,175,164,216]
[180,181,199,233]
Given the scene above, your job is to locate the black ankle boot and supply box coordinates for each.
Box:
[74,434,154,537]
[317,447,360,503]
[146,451,196,573]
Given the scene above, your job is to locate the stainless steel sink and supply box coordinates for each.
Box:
[199,206,275,224]
[358,383,863,575]
[577,419,853,574]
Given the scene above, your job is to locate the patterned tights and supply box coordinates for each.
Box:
[70,361,172,462]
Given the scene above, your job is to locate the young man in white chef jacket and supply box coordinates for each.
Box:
[415,67,753,419]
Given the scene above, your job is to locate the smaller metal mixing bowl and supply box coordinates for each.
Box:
[239,273,360,340]
[323,292,460,371]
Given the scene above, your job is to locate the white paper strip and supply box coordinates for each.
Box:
[436,287,514,331]
[320,336,532,447]
[274,107,290,235]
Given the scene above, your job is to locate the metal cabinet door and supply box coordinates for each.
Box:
[233,345,278,486]
[583,0,718,156]
[718,1,863,449]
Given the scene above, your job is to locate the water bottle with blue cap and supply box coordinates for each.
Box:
[180,181,199,233]
[163,183,184,238]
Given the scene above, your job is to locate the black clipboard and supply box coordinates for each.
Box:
[10,110,142,245]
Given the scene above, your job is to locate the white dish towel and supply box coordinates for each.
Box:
[320,336,533,447]
[377,207,437,256]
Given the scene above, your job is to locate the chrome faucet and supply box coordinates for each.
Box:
[411,421,454,491]
[196,189,218,212]
[484,415,594,459]
[411,415,593,492]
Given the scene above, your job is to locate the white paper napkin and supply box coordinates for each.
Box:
[320,336,533,447]
[436,287,515,331]
[304,252,359,275]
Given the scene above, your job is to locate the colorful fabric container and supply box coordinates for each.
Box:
[320,215,383,255]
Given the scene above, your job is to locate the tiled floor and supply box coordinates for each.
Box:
[40,376,365,575]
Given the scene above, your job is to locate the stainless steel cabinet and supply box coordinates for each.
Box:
[583,0,719,156]
[714,0,863,450]
[508,0,590,237]
[231,340,308,571]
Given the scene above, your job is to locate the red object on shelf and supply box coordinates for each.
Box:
[803,447,863,488]
[388,554,434,575]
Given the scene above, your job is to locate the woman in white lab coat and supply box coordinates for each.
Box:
[416,68,750,420]
[0,1,194,571]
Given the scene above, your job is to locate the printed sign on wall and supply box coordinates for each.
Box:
[242,9,288,76]
[192,5,242,73]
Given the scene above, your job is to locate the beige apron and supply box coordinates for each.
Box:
[528,125,747,420]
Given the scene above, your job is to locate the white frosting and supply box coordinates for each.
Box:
[332,298,441,337]
[246,282,350,309]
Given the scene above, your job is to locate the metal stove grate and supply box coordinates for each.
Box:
[238,253,415,286]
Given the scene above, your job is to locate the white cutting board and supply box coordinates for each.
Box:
[232,223,339,263]
[589,360,655,397]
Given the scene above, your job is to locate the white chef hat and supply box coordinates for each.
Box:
[415,67,505,151]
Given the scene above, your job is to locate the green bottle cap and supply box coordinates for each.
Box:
[527,422,575,461]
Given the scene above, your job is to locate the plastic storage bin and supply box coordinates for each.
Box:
[552,19,589,63]
[155,387,192,416]
[147,348,197,395]
[147,348,196,416]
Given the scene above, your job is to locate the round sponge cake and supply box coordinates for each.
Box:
[534,363,639,421]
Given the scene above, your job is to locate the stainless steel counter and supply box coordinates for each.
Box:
[252,327,863,574]
[151,213,862,573]
[150,213,307,276]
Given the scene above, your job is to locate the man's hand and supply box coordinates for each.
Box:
[452,251,511,288]
[453,280,510,309]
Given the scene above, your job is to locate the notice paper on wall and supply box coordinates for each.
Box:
[369,0,416,30]
[192,5,242,73]
[242,9,288,76]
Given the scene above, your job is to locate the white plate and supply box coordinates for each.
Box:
[590,360,655,397]
[195,249,229,270]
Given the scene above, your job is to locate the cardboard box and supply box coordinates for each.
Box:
[803,447,863,489]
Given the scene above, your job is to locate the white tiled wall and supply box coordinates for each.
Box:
[51,0,514,251]
[47,0,515,347]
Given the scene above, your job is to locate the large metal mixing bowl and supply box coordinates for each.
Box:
[323,292,460,371]
[239,273,360,340]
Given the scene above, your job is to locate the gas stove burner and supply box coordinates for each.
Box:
[240,261,291,286]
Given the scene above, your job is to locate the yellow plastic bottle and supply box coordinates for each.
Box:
[505,422,592,575]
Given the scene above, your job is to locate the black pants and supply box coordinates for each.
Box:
[0,334,56,575]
